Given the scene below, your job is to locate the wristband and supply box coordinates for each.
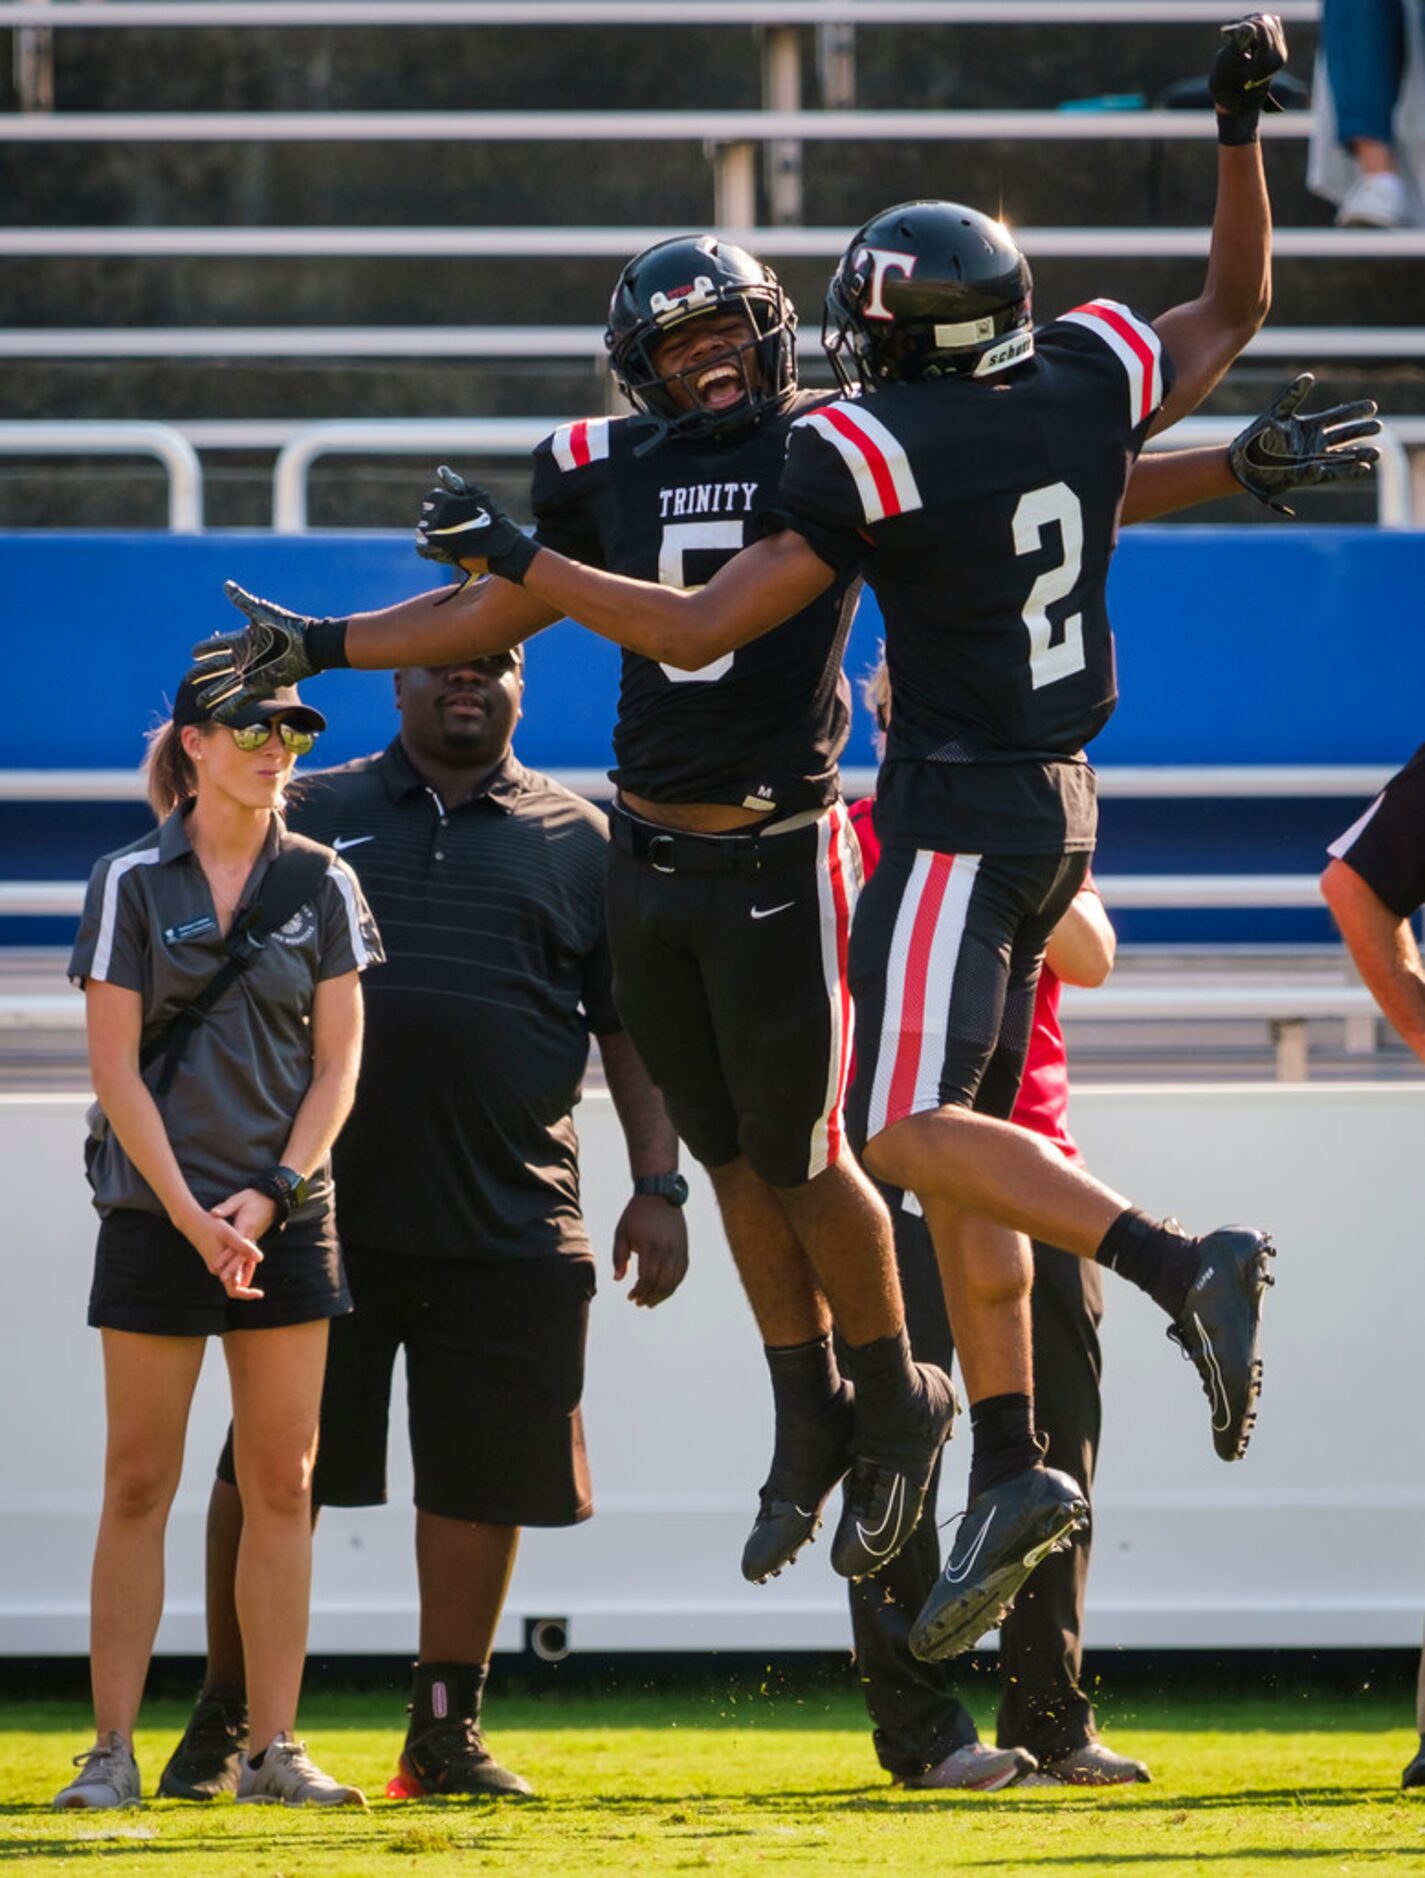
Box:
[489,533,539,586]
[307,617,351,671]
[1216,108,1260,147]
[254,1164,309,1227]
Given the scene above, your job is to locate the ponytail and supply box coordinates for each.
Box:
[143,718,200,821]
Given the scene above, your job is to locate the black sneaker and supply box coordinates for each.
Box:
[908,1465,1088,1662]
[1168,1227,1275,1462]
[830,1363,958,1581]
[395,1719,533,1799]
[741,1384,855,1584]
[157,1684,248,1800]
[1402,1736,1425,1789]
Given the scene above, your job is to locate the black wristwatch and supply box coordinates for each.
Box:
[633,1172,689,1208]
[254,1164,309,1227]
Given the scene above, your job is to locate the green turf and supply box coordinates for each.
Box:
[4,1681,1424,1874]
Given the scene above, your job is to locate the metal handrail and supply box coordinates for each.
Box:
[0,767,1394,803]
[0,3,1326,29]
[269,413,1414,532]
[272,418,553,531]
[0,422,203,530]
[5,326,1421,364]
[5,225,1418,261]
[0,108,1316,143]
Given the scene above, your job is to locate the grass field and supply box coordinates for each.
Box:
[4,1676,1423,1875]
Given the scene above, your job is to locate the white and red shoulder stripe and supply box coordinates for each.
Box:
[794,400,923,525]
[549,417,611,474]
[1060,298,1166,427]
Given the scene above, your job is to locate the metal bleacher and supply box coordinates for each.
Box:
[1,0,1420,1085]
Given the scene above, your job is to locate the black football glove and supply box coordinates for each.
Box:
[188,582,344,720]
[1228,374,1381,517]
[1210,14,1287,121]
[416,465,538,585]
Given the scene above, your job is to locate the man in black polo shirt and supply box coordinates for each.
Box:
[1321,749,1425,1791]
[161,648,686,1802]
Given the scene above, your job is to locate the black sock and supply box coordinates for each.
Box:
[1096,1206,1199,1320]
[247,1748,266,1770]
[410,1660,487,1736]
[968,1393,1040,1500]
[840,1324,920,1429]
[765,1334,842,1418]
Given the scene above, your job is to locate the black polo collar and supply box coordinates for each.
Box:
[157,799,285,864]
[377,738,530,814]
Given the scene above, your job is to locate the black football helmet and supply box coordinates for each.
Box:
[823,200,1033,394]
[605,235,798,441]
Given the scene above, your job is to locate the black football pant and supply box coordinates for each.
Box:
[846,1193,1104,1777]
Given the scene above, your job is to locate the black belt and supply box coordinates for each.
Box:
[609,805,809,877]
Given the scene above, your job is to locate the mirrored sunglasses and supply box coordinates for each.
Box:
[229,721,319,756]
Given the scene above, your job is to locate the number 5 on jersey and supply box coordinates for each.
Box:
[657,520,743,684]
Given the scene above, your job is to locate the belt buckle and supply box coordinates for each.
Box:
[646,833,678,875]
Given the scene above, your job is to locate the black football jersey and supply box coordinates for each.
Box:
[530,391,859,814]
[775,300,1173,854]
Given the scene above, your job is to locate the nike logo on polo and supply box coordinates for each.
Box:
[750,902,794,921]
[332,835,375,853]
[855,1474,907,1560]
[943,1506,997,1585]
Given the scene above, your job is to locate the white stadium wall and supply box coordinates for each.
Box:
[1,1083,1422,1658]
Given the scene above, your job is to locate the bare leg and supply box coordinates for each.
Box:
[775,1153,905,1346]
[920,1195,1034,1403]
[224,1319,328,1755]
[200,1477,247,1692]
[416,1514,519,1665]
[865,1107,1129,1260]
[91,1331,206,1742]
[706,1154,830,1345]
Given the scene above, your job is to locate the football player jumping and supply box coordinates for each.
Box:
[195,11,1379,1659]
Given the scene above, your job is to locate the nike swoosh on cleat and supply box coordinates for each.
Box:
[1193,1312,1232,1433]
[855,1474,907,1560]
[750,902,795,920]
[942,1506,997,1585]
[332,835,375,852]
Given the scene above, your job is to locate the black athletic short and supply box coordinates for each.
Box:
[215,1245,596,1527]
[89,1206,350,1337]
[605,802,859,1188]
[847,844,1089,1144]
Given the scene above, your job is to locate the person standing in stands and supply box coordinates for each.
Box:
[57,672,378,1811]
[160,649,686,1802]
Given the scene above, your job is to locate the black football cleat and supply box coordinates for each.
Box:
[1401,1736,1425,1789]
[391,1719,532,1800]
[741,1384,855,1584]
[830,1363,958,1581]
[157,1683,248,1800]
[908,1464,1088,1663]
[1168,1227,1275,1462]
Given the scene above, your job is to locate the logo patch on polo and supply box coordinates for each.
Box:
[273,904,317,947]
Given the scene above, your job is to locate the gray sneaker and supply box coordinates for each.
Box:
[898,1741,1037,1791]
[236,1733,367,1808]
[1019,1741,1150,1787]
[52,1733,140,1810]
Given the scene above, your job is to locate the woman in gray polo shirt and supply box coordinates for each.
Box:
[56,669,382,1812]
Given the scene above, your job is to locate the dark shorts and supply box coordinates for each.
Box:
[605,803,859,1188]
[89,1206,351,1337]
[216,1245,597,1527]
[848,844,1089,1143]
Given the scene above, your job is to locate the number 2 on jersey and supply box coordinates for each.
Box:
[1013,482,1086,691]
[657,520,743,684]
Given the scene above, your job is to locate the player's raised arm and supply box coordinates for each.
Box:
[190,566,558,719]
[1122,375,1380,523]
[1149,14,1285,435]
[415,468,836,671]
